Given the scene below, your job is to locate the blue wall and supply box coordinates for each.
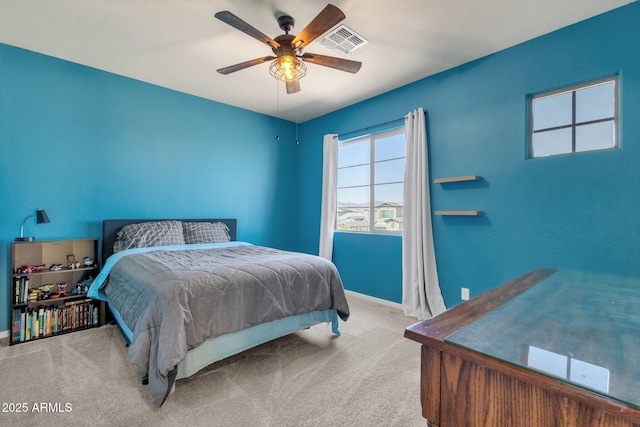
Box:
[0,44,297,331]
[298,3,640,305]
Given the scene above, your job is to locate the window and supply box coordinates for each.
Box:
[529,77,618,158]
[336,128,405,233]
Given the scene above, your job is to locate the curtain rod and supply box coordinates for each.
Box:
[338,108,424,141]
[338,117,405,141]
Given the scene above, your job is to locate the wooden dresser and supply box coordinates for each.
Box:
[404,269,640,427]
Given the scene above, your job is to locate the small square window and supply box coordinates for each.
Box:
[529,77,618,158]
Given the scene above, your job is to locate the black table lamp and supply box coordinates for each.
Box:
[16,209,50,241]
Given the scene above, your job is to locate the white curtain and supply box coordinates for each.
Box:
[319,134,338,260]
[402,108,446,320]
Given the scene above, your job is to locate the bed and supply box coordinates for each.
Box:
[87,218,350,407]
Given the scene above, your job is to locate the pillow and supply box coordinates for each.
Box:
[114,220,185,252]
[182,221,230,244]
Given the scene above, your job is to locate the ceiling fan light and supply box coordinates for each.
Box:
[269,55,307,82]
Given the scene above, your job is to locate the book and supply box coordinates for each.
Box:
[38,306,44,338]
[14,277,20,304]
[25,310,30,341]
[22,277,30,303]
[20,310,25,342]
[12,310,19,342]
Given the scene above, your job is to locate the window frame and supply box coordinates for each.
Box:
[528,76,619,158]
[336,127,405,235]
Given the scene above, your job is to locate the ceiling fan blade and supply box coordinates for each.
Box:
[291,4,345,49]
[217,56,276,75]
[301,53,362,74]
[215,11,279,49]
[286,80,301,94]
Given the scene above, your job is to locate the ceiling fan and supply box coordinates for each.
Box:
[215,4,362,94]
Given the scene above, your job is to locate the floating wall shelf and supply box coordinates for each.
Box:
[433,175,481,184]
[433,175,483,216]
[435,210,483,216]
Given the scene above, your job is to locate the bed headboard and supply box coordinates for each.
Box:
[102,218,237,263]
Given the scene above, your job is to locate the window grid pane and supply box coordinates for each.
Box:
[532,128,573,157]
[338,139,369,168]
[575,121,616,153]
[375,133,406,161]
[532,92,572,131]
[575,81,615,124]
[374,158,405,185]
[337,186,370,205]
[338,164,370,188]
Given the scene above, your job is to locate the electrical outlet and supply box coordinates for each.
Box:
[461,287,470,301]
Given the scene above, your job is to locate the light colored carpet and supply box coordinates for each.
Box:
[0,295,425,426]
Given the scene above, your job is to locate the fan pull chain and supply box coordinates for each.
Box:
[295,92,300,144]
[275,80,280,140]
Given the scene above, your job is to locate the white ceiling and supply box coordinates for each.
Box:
[0,0,634,122]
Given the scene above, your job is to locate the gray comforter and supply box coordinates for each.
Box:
[99,244,350,407]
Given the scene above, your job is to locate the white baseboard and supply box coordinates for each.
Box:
[344,289,403,311]
[0,329,8,339]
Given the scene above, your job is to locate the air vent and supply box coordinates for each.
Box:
[319,24,368,55]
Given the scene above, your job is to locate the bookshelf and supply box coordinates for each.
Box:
[434,175,483,216]
[9,238,104,345]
